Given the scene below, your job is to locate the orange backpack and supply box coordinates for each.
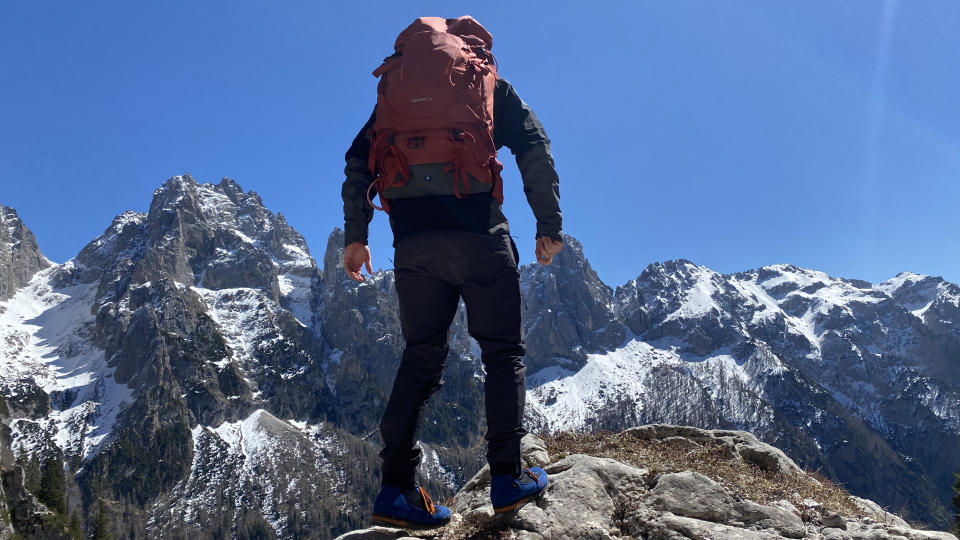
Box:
[366,16,504,212]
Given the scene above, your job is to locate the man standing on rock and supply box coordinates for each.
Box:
[340,16,563,528]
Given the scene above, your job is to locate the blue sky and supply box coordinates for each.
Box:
[2,1,958,287]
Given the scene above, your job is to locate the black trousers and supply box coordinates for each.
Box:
[379,230,527,488]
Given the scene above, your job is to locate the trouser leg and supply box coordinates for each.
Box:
[379,254,460,488]
[459,236,527,471]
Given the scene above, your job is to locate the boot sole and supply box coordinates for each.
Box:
[372,514,450,529]
[492,489,546,513]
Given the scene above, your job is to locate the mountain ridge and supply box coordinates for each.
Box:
[1,175,958,537]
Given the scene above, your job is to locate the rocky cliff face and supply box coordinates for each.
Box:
[520,235,626,375]
[0,394,73,540]
[36,176,347,533]
[336,427,959,540]
[1,176,958,537]
[0,206,50,301]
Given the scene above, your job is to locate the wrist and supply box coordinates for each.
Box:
[536,232,563,243]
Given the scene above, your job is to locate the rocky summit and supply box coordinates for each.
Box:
[337,427,958,540]
[0,206,51,302]
[1,175,958,538]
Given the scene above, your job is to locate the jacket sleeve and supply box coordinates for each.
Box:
[493,79,563,241]
[341,110,376,246]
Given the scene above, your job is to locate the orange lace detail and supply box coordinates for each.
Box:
[417,486,437,515]
[513,468,540,487]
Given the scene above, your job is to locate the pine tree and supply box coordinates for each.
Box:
[20,455,41,494]
[37,455,66,515]
[952,473,960,537]
[90,500,113,540]
[68,510,83,540]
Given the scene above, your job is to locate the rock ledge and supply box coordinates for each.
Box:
[336,426,958,540]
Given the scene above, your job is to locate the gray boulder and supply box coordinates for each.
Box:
[649,471,737,522]
[734,500,806,538]
[641,514,783,539]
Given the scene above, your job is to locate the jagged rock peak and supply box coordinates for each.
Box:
[633,261,872,290]
[0,205,52,301]
[640,258,701,276]
[140,174,314,262]
[518,232,626,373]
[637,259,720,291]
[746,263,877,292]
[109,209,148,230]
[614,259,726,329]
[324,227,346,281]
[875,270,944,297]
[67,174,321,307]
[150,174,270,222]
[648,257,700,271]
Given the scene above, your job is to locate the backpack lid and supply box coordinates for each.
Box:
[394,16,493,52]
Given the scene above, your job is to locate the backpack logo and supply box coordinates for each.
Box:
[406,137,425,149]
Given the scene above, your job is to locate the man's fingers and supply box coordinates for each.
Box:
[536,247,553,266]
[345,261,361,282]
[342,242,373,282]
[345,260,366,282]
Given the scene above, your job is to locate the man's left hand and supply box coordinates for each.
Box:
[535,236,563,266]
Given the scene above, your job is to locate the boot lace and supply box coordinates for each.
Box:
[514,468,540,487]
[417,486,437,515]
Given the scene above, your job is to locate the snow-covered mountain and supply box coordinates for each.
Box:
[1,178,386,538]
[1,176,958,537]
[523,258,960,527]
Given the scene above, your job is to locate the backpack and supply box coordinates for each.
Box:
[366,16,503,212]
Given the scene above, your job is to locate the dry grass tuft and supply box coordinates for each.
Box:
[440,513,512,540]
[544,430,863,519]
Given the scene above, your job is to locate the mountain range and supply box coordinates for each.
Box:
[1,175,957,538]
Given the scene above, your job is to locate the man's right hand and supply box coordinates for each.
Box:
[344,241,373,282]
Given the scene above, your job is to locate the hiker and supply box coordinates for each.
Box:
[341,16,563,527]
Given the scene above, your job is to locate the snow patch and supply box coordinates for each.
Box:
[875,272,928,297]
[192,286,280,374]
[0,267,132,460]
[527,340,675,431]
[151,411,346,537]
[277,273,313,327]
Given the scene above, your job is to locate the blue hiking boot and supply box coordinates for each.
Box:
[490,467,548,513]
[372,485,452,528]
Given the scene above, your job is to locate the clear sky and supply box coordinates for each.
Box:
[2,1,958,288]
